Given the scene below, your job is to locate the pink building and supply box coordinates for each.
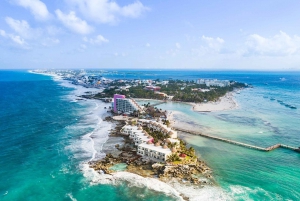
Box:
[113,94,125,113]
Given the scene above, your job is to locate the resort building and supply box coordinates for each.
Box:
[112,94,143,114]
[120,119,179,161]
[137,143,172,161]
[137,119,178,139]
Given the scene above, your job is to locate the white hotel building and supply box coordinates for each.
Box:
[120,120,179,161]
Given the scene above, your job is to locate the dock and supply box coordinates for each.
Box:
[150,101,166,107]
[173,127,299,152]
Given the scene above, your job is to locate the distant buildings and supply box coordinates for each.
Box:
[113,94,143,114]
[144,86,161,91]
[196,79,231,87]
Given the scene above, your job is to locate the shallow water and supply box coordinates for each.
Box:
[1,70,299,201]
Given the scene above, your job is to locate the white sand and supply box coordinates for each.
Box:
[191,92,238,112]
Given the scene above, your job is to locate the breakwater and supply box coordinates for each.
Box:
[173,127,299,153]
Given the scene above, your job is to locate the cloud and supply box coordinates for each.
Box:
[3,17,60,48]
[55,9,93,35]
[0,30,6,37]
[11,0,50,20]
[146,43,150,47]
[176,42,181,49]
[201,35,224,51]
[0,29,26,46]
[10,35,26,45]
[83,35,109,44]
[5,17,31,38]
[66,0,149,24]
[245,31,300,56]
[191,35,225,56]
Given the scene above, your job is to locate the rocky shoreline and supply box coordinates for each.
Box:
[89,116,215,200]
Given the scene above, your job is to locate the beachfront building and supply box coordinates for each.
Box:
[120,120,179,161]
[137,143,172,161]
[112,94,143,114]
[137,119,178,139]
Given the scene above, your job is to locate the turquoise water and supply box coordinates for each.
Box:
[156,73,300,200]
[0,71,176,201]
[109,163,128,172]
[1,70,300,200]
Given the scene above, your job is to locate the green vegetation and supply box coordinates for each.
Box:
[144,127,168,143]
[160,80,247,102]
[94,79,248,103]
[95,85,165,100]
[167,153,181,162]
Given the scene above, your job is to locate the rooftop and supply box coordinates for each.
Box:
[139,143,172,154]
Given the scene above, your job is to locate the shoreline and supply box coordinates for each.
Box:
[133,92,239,113]
[29,70,227,200]
[189,92,238,112]
[89,118,217,201]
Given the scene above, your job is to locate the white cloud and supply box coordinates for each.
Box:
[176,42,181,49]
[55,9,93,35]
[245,31,300,56]
[0,30,7,37]
[202,35,224,51]
[121,1,149,18]
[5,17,31,38]
[66,0,149,24]
[83,35,109,44]
[190,36,225,57]
[10,35,26,45]
[3,17,61,48]
[11,0,50,20]
[0,29,26,46]
[146,43,150,47]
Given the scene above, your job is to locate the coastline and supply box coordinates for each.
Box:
[88,118,220,201]
[190,92,238,112]
[133,92,239,113]
[29,70,230,200]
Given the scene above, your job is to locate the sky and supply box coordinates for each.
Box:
[1,0,300,70]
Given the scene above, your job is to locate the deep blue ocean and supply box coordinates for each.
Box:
[0,70,299,201]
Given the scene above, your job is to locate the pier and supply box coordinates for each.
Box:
[173,127,299,153]
[150,101,166,107]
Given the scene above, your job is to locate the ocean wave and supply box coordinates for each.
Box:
[40,72,112,164]
[225,185,285,201]
[81,163,184,200]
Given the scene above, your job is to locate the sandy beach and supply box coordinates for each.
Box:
[191,92,238,112]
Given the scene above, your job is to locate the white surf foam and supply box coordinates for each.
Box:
[32,70,112,163]
[81,163,184,200]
